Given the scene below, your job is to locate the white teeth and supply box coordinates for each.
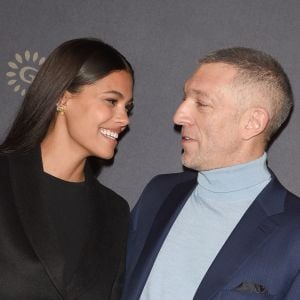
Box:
[100,128,118,140]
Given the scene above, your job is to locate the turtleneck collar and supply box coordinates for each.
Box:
[196,153,271,196]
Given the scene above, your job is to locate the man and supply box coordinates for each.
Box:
[123,47,300,299]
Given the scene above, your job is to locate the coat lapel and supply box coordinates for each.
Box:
[9,148,114,298]
[127,178,197,299]
[8,148,65,297]
[194,177,287,299]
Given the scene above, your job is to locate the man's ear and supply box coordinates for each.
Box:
[241,107,269,140]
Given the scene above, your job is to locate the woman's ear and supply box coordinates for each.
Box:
[57,91,72,106]
[241,107,269,140]
[56,91,73,115]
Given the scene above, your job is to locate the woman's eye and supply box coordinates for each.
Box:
[106,99,117,106]
[125,102,134,113]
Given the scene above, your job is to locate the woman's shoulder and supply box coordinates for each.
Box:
[0,154,12,190]
[0,152,9,170]
[93,179,130,214]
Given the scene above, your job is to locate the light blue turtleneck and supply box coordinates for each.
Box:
[140,153,271,300]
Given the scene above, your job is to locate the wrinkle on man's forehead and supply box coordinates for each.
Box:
[185,76,238,106]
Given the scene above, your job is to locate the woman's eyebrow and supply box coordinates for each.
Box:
[103,90,124,98]
[103,90,133,103]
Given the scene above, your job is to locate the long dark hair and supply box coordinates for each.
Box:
[0,38,134,154]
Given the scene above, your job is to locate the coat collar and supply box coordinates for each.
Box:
[128,173,287,299]
[8,146,111,298]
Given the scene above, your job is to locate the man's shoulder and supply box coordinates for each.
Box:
[285,190,300,208]
[270,173,300,212]
[282,190,300,225]
[144,170,197,191]
[265,176,300,229]
[131,170,197,218]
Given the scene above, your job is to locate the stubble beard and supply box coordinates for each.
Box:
[181,152,202,171]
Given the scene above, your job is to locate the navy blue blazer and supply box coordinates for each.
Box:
[123,171,300,299]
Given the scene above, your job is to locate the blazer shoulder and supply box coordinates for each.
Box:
[134,170,196,205]
[279,192,300,245]
[143,170,197,193]
[282,191,300,226]
[285,191,300,209]
[270,189,300,234]
[131,170,197,227]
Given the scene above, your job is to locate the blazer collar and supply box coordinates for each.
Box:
[8,147,111,298]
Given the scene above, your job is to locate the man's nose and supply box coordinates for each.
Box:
[173,101,191,125]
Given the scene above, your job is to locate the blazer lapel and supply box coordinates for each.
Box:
[194,177,287,299]
[127,178,197,299]
[8,148,65,297]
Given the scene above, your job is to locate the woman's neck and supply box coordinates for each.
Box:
[40,129,87,183]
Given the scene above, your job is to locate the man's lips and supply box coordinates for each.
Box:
[182,135,198,142]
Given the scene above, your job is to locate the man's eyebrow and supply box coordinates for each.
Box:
[189,89,215,102]
[191,89,208,97]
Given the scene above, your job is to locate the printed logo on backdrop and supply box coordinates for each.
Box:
[6,50,45,96]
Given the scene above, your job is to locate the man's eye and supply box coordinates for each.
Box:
[196,101,208,107]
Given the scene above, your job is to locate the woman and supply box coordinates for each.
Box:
[0,38,134,299]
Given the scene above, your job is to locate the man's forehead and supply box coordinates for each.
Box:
[184,62,237,92]
[183,63,244,108]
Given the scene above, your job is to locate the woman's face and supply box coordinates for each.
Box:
[59,70,133,160]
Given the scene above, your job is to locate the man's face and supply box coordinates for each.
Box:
[173,63,245,171]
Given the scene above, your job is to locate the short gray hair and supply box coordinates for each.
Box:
[199,47,293,140]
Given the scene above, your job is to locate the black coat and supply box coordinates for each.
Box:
[0,147,129,299]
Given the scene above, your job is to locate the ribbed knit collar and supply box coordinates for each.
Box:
[196,153,271,195]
